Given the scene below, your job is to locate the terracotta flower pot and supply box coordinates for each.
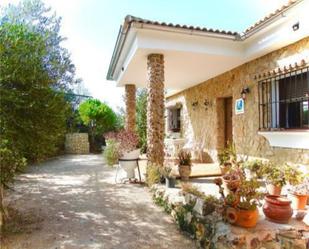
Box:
[178,165,191,181]
[263,195,293,224]
[266,183,282,196]
[289,193,308,210]
[226,207,259,228]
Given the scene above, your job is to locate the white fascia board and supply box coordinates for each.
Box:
[243,2,309,60]
[114,29,138,83]
[137,29,244,58]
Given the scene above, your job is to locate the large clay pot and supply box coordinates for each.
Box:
[178,165,191,181]
[226,207,259,228]
[266,183,282,196]
[289,193,308,210]
[119,149,140,179]
[263,195,293,224]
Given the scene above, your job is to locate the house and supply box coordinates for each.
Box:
[107,0,309,166]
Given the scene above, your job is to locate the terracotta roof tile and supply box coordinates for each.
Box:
[244,0,300,33]
[124,0,302,38]
[125,15,239,36]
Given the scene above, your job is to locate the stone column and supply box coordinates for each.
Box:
[147,54,165,166]
[125,84,136,132]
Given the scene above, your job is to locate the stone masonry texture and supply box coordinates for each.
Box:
[125,84,136,132]
[147,54,165,166]
[65,133,89,154]
[166,37,309,165]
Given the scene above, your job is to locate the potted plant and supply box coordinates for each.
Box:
[104,130,140,179]
[177,150,192,181]
[160,164,176,188]
[226,180,262,228]
[242,159,264,179]
[288,177,308,210]
[262,162,285,196]
[222,169,241,196]
[217,143,236,175]
[215,178,263,228]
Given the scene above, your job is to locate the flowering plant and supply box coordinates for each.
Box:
[288,177,309,195]
[104,129,139,156]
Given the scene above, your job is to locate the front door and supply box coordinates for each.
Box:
[224,97,233,147]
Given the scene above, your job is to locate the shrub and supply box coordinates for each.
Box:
[104,130,139,156]
[103,139,119,166]
[0,140,26,187]
[146,164,162,187]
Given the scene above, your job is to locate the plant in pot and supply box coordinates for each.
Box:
[287,176,308,210]
[262,162,285,196]
[217,143,236,175]
[215,177,263,228]
[242,159,264,180]
[222,169,242,196]
[160,163,176,188]
[177,150,192,181]
[104,130,140,179]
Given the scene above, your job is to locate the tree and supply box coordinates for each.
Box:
[136,88,147,153]
[78,99,117,151]
[0,0,80,224]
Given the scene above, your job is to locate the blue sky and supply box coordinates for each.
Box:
[2,0,288,111]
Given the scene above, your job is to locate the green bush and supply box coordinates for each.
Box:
[79,99,118,152]
[136,89,147,153]
[0,140,26,187]
[103,140,119,166]
[146,164,162,187]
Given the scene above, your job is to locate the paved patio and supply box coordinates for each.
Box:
[2,155,195,249]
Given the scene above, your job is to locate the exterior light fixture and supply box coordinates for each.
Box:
[192,101,198,110]
[292,22,299,31]
[241,87,250,100]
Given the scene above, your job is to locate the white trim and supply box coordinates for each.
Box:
[258,131,309,149]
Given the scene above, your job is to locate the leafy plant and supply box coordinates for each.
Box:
[177,150,192,166]
[136,88,147,153]
[217,143,237,166]
[288,177,309,195]
[262,162,286,187]
[146,163,162,187]
[104,130,139,156]
[242,160,264,177]
[237,179,263,210]
[160,165,173,178]
[181,183,204,198]
[283,164,303,186]
[103,139,119,166]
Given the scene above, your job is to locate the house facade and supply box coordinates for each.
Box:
[107,0,309,166]
[165,37,309,164]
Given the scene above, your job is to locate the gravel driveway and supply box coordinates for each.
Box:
[2,155,195,249]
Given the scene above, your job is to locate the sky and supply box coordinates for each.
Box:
[1,0,289,111]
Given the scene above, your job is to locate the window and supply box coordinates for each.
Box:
[258,67,309,130]
[168,108,181,132]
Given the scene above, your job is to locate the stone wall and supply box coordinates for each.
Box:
[65,133,90,154]
[166,37,309,165]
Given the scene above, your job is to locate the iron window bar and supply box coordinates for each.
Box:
[258,66,309,131]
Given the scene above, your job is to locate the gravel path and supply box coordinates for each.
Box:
[2,155,195,249]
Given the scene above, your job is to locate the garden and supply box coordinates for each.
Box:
[103,132,309,248]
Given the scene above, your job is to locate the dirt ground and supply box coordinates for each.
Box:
[1,154,195,249]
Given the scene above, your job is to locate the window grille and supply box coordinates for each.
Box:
[258,66,309,130]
